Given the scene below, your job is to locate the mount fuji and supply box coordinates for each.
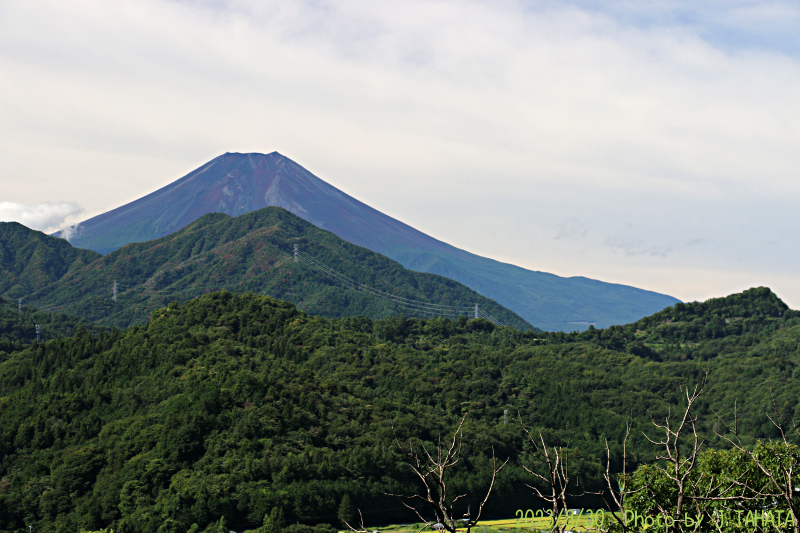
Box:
[55,152,680,330]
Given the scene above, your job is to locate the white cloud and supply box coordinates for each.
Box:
[604,233,707,258]
[555,217,588,241]
[0,201,84,233]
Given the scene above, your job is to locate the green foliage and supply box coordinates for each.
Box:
[0,288,797,532]
[1,208,533,331]
[337,494,356,527]
[260,507,285,533]
[0,221,100,298]
[0,296,102,356]
[626,442,799,532]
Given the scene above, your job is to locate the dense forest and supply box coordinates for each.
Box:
[0,287,798,532]
[0,297,102,357]
[0,209,532,331]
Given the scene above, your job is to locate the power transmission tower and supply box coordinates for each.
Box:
[293,244,299,263]
[35,324,41,343]
[112,280,118,302]
[474,304,479,319]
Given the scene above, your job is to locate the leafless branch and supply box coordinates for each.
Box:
[596,422,640,533]
[386,416,507,533]
[520,416,578,533]
[640,372,708,529]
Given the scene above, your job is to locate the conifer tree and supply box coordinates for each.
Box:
[338,494,356,527]
[203,516,228,533]
[261,506,285,533]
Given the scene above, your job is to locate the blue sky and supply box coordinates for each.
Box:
[2,0,799,308]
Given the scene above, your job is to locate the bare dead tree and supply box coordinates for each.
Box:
[520,418,577,533]
[597,408,751,533]
[634,373,794,533]
[342,509,371,533]
[713,393,800,533]
[639,374,708,532]
[345,416,507,533]
[595,422,640,533]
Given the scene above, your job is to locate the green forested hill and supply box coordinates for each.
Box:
[0,222,101,297]
[0,288,797,533]
[0,208,533,330]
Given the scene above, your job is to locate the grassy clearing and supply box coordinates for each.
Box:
[349,512,618,533]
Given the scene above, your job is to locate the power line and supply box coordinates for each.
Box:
[295,248,504,325]
[296,251,471,318]
[298,251,472,310]
[12,244,506,327]
[477,308,503,327]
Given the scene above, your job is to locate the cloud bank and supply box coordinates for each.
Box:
[0,202,84,233]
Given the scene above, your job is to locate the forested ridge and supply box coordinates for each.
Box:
[0,288,798,532]
[0,209,532,331]
[0,222,101,298]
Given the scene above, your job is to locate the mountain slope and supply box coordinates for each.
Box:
[14,208,533,330]
[0,221,101,298]
[55,152,680,330]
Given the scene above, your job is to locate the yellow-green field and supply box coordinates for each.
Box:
[354,513,617,533]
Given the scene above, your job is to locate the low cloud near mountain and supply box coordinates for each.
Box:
[0,201,83,233]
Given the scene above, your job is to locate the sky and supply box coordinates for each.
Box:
[1,0,799,309]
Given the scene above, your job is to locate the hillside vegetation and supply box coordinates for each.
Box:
[0,221,101,297]
[0,208,532,330]
[0,287,797,532]
[0,296,102,357]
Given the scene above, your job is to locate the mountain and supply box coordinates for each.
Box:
[1,288,797,531]
[1,221,101,298]
[54,152,680,331]
[9,208,533,330]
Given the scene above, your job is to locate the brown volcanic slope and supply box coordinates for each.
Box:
[55,152,680,330]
